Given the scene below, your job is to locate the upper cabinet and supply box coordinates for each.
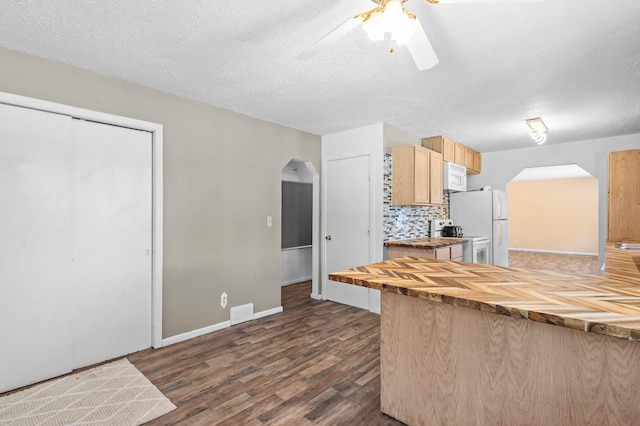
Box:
[422,135,481,175]
[392,145,443,206]
[608,149,640,241]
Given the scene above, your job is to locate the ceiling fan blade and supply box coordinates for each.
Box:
[406,19,439,71]
[296,16,364,60]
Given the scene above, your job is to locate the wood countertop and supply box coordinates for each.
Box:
[606,241,640,281]
[329,257,640,343]
[384,237,466,249]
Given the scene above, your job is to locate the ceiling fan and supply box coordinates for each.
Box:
[297,0,542,71]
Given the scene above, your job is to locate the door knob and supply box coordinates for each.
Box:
[325,235,332,240]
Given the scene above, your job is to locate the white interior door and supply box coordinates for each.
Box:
[0,105,74,393]
[71,119,152,369]
[325,155,371,310]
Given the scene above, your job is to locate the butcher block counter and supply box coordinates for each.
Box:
[605,240,640,281]
[385,237,466,261]
[329,258,640,425]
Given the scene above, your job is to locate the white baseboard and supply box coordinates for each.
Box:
[310,293,322,300]
[162,320,231,347]
[509,248,597,256]
[161,305,283,347]
[253,306,283,320]
[281,276,312,286]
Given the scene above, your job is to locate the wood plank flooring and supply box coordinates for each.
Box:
[508,250,599,275]
[128,282,404,425]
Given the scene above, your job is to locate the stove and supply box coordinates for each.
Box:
[430,219,453,238]
[431,219,490,264]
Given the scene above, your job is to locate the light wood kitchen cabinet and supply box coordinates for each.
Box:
[392,144,443,206]
[429,150,443,205]
[422,136,455,163]
[608,149,640,241]
[464,147,474,170]
[470,151,482,175]
[454,143,465,166]
[386,243,463,261]
[422,135,482,175]
[450,243,463,261]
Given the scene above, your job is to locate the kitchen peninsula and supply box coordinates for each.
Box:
[329,258,640,425]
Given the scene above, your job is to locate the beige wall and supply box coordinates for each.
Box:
[507,177,598,254]
[0,47,321,338]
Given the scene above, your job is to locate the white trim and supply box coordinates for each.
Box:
[281,276,312,286]
[253,306,283,320]
[308,162,321,303]
[509,248,598,256]
[0,91,165,350]
[161,306,283,346]
[310,293,322,300]
[281,245,312,251]
[162,321,231,347]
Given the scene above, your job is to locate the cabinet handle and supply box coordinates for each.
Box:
[325,235,332,240]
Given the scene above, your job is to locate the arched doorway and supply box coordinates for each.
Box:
[280,159,320,299]
[507,164,599,275]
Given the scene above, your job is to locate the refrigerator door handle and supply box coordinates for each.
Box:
[498,222,503,246]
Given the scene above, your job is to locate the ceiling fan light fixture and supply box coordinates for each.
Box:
[362,11,385,40]
[526,117,548,145]
[361,0,416,44]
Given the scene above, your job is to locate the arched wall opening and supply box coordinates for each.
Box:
[280,159,320,298]
[507,164,599,274]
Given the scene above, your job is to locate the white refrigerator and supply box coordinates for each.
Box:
[450,189,509,267]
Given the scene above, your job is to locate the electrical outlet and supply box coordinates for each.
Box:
[267,216,273,229]
[514,239,520,245]
[221,292,228,309]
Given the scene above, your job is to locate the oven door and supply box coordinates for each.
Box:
[471,239,490,264]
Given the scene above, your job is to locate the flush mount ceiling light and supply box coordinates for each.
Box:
[526,117,548,145]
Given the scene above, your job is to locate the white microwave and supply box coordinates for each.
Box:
[443,162,467,192]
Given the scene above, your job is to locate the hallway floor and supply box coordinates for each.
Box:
[508,250,599,276]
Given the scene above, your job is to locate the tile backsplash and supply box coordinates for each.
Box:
[383,153,449,241]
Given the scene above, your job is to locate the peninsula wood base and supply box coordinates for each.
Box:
[380,291,640,425]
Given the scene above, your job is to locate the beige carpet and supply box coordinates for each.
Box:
[0,358,176,425]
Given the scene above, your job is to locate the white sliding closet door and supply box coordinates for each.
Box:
[0,105,74,393]
[71,119,152,369]
[0,104,154,393]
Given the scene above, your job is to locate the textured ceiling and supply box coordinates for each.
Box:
[1,0,640,152]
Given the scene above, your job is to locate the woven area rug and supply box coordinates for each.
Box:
[0,358,176,425]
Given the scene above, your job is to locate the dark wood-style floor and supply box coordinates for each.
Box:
[129,282,404,425]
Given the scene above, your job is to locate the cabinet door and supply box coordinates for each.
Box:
[429,151,443,205]
[414,147,430,204]
[465,147,474,169]
[454,143,465,166]
[472,151,482,174]
[442,138,456,162]
[434,247,450,260]
[450,244,463,260]
[392,145,415,206]
[609,150,640,241]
